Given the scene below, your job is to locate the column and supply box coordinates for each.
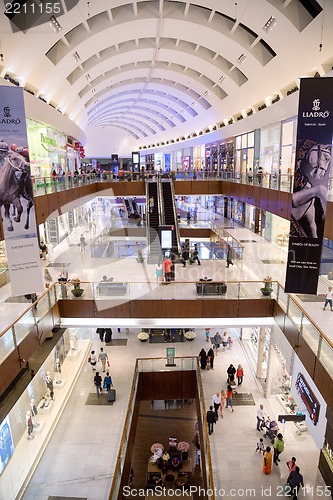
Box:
[256,327,266,379]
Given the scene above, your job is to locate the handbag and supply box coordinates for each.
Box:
[88,356,91,363]
[107,360,110,367]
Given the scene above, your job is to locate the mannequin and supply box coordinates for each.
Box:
[26,411,34,440]
[69,329,78,351]
[54,358,62,384]
[30,398,39,427]
[45,371,54,400]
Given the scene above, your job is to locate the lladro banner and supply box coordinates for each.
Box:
[0,86,44,295]
[285,78,333,294]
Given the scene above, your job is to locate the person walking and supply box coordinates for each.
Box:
[105,328,113,343]
[96,328,105,342]
[236,364,244,385]
[273,433,284,465]
[205,327,210,343]
[227,364,236,385]
[214,332,221,355]
[94,371,102,397]
[39,241,48,260]
[323,286,333,311]
[163,255,172,284]
[98,347,108,372]
[198,348,207,370]
[221,331,228,351]
[191,244,201,265]
[207,348,215,369]
[181,245,189,267]
[286,456,297,473]
[220,390,226,418]
[226,245,234,267]
[256,438,265,454]
[226,385,234,411]
[287,466,304,500]
[103,371,112,391]
[80,234,86,252]
[90,350,97,370]
[263,446,273,475]
[44,268,53,289]
[195,443,201,467]
[256,404,266,431]
[206,406,217,435]
[149,196,154,213]
[212,392,221,420]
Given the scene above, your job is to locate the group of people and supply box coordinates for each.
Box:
[207,386,235,434]
[181,242,201,266]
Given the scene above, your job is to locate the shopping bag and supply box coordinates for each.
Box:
[107,360,110,367]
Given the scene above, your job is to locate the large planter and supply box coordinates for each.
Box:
[71,288,84,297]
[139,338,148,342]
[260,287,272,296]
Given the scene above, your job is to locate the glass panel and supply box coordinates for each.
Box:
[282,119,294,145]
[13,309,36,345]
[288,300,302,331]
[300,316,319,356]
[318,336,333,378]
[241,134,247,149]
[35,291,50,319]
[247,131,254,148]
[235,136,241,150]
[0,327,16,363]
[276,286,288,313]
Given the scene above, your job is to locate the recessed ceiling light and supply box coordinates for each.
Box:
[237,54,246,64]
[263,16,276,32]
[73,52,81,62]
[50,16,62,32]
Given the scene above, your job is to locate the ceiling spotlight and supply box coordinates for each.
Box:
[218,76,225,82]
[92,88,96,95]
[73,51,81,62]
[203,90,210,96]
[237,54,246,64]
[49,16,62,33]
[263,16,276,32]
[86,74,91,81]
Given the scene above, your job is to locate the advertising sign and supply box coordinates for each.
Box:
[0,416,14,476]
[0,86,44,295]
[166,346,175,366]
[285,78,333,294]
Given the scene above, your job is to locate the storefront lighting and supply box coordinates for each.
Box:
[49,16,62,33]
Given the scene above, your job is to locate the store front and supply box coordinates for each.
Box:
[234,131,255,180]
[264,212,290,249]
[259,123,281,188]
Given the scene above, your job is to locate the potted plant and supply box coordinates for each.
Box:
[261,276,273,296]
[71,278,84,297]
[184,330,196,341]
[177,441,190,460]
[138,332,149,342]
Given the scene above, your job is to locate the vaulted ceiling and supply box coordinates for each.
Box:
[1,0,332,152]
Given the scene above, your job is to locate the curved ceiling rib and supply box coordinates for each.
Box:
[2,0,329,151]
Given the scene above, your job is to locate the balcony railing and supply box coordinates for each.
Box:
[108,356,216,500]
[1,280,332,379]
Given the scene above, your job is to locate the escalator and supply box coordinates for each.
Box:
[161,180,180,254]
[147,181,161,262]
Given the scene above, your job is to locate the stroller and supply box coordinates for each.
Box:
[263,417,279,444]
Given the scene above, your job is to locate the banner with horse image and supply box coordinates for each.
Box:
[0,86,44,295]
[285,78,333,294]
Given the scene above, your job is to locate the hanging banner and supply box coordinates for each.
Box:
[0,86,44,295]
[285,78,333,294]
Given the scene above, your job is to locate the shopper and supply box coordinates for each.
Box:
[226,244,234,267]
[227,364,236,384]
[323,286,333,311]
[212,392,221,420]
[236,364,244,385]
[198,349,207,370]
[105,328,113,343]
[220,390,226,418]
[228,336,233,350]
[103,371,112,391]
[98,347,108,372]
[206,405,217,435]
[80,234,86,252]
[287,466,304,499]
[263,446,273,475]
[214,332,221,354]
[39,241,48,260]
[191,244,201,265]
[89,350,97,370]
[44,268,53,289]
[256,404,266,431]
[286,456,297,473]
[221,331,228,351]
[207,348,215,369]
[96,327,105,342]
[205,327,211,343]
[163,255,172,283]
[256,438,265,454]
[94,371,102,397]
[273,433,284,465]
[225,385,234,411]
[195,443,201,467]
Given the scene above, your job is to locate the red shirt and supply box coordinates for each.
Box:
[163,258,172,273]
[227,389,233,399]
